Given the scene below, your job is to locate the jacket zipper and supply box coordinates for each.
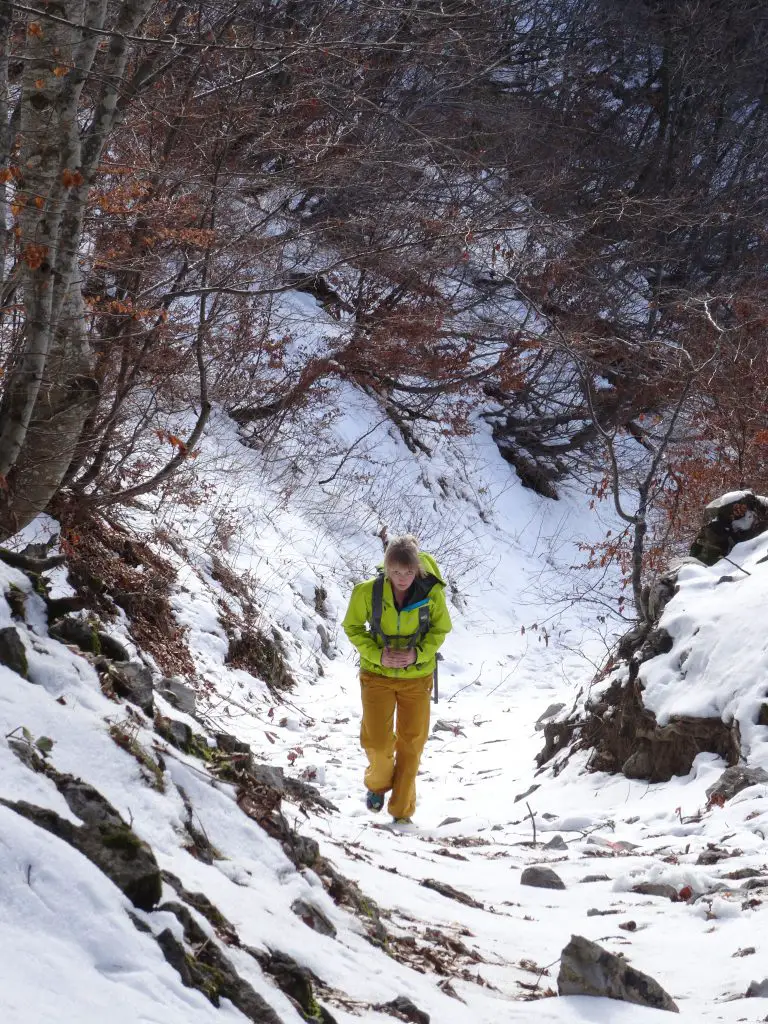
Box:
[394,608,402,674]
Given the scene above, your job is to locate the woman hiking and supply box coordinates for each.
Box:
[342,535,452,823]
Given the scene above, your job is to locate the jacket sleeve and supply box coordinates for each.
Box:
[415,584,452,669]
[342,582,383,667]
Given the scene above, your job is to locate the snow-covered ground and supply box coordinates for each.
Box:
[2,395,768,1023]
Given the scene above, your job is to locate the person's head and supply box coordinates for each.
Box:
[383,534,424,590]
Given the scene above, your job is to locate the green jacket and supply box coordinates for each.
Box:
[342,552,452,678]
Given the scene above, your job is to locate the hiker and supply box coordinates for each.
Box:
[342,534,452,823]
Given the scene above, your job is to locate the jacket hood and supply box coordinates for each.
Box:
[418,552,444,584]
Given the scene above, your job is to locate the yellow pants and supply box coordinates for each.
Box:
[359,669,433,820]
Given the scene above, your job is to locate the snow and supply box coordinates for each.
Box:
[704,490,755,510]
[3,391,768,1022]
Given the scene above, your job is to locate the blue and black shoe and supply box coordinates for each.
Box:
[366,790,385,813]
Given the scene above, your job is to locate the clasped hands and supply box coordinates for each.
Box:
[381,646,417,668]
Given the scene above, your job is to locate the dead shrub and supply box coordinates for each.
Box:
[53,502,194,676]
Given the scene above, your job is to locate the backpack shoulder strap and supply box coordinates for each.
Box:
[369,572,385,641]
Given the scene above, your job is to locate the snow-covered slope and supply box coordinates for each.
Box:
[4,397,768,1023]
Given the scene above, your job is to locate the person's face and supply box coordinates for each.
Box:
[389,564,417,591]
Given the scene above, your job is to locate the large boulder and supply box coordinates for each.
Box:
[558,934,678,1011]
[537,553,741,783]
[690,490,768,566]
[538,669,740,783]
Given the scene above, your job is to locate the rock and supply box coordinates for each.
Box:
[696,846,732,865]
[706,765,768,804]
[690,490,768,565]
[438,816,462,827]
[249,762,336,813]
[535,703,566,730]
[746,978,768,997]
[378,995,430,1024]
[316,622,333,658]
[49,616,129,661]
[255,950,338,1024]
[616,623,650,661]
[2,794,161,910]
[291,898,337,937]
[631,882,679,901]
[252,765,335,811]
[514,783,540,803]
[536,716,578,768]
[156,675,196,716]
[724,867,762,880]
[162,871,238,941]
[586,835,639,852]
[155,717,193,750]
[561,670,741,782]
[740,877,768,891]
[558,934,678,1011]
[580,874,610,883]
[645,571,679,622]
[5,584,26,620]
[432,719,464,736]
[216,732,252,754]
[634,627,674,664]
[544,834,567,850]
[0,626,28,678]
[622,749,653,779]
[156,908,284,1024]
[521,866,565,890]
[421,878,483,908]
[104,661,154,716]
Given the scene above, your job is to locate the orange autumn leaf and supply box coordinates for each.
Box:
[156,429,188,455]
[0,168,12,184]
[53,66,68,77]
[22,243,48,269]
[34,196,45,209]
[61,168,84,188]
[34,79,45,89]
[167,434,188,453]
[27,21,43,37]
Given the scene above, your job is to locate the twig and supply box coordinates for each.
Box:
[318,417,389,486]
[525,802,537,846]
[720,554,751,577]
[535,957,561,990]
[447,663,484,702]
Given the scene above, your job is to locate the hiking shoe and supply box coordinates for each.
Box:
[366,790,385,812]
[392,817,412,825]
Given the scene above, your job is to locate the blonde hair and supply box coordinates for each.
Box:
[383,534,424,577]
